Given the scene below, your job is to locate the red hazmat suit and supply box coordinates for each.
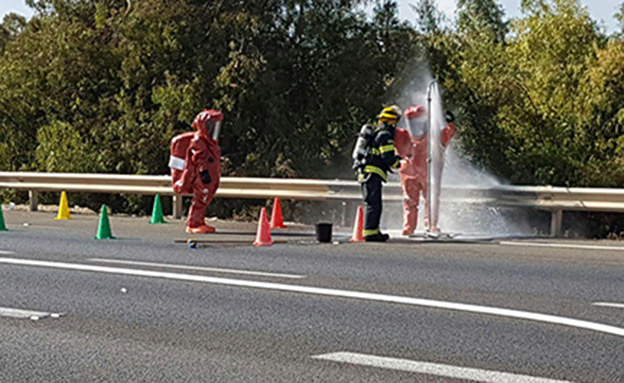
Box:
[169,110,222,234]
[394,105,456,235]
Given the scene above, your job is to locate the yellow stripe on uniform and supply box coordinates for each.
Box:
[369,148,381,156]
[379,145,394,154]
[363,228,380,236]
[363,165,387,181]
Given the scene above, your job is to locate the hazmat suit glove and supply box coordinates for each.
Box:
[444,110,455,123]
[200,170,211,184]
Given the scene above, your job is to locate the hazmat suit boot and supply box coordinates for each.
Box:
[186,224,215,234]
[426,227,441,239]
[365,233,390,242]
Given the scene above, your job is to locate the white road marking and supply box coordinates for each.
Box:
[0,250,15,255]
[500,241,624,251]
[0,307,51,320]
[593,302,624,309]
[1,256,623,338]
[313,352,574,383]
[89,258,305,279]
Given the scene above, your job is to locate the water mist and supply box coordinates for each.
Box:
[382,69,534,238]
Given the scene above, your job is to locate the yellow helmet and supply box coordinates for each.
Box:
[377,105,402,123]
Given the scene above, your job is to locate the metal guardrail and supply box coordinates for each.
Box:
[2,172,624,237]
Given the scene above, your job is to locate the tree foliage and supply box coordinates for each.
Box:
[457,0,507,41]
[438,0,624,187]
[0,0,623,212]
[0,0,417,184]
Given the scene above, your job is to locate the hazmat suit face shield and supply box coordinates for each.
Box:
[407,115,428,138]
[211,120,222,140]
[201,120,222,140]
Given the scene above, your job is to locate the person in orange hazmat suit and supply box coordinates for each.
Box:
[394,104,456,235]
[169,109,223,234]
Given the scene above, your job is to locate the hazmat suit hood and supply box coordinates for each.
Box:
[405,104,428,139]
[192,109,223,140]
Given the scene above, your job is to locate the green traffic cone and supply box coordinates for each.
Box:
[94,204,115,239]
[0,205,8,231]
[149,194,166,224]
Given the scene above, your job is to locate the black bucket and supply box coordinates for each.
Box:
[315,222,333,243]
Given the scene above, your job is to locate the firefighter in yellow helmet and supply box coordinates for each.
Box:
[353,105,402,242]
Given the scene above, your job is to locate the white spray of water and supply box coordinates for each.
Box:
[382,69,534,237]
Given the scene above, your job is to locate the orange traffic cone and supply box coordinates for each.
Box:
[270,197,287,229]
[349,205,365,242]
[253,207,274,246]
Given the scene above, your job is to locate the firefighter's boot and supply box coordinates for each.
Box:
[365,233,390,242]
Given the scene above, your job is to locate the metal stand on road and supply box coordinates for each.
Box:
[174,238,289,245]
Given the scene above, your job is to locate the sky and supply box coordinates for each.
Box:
[0,0,621,33]
[397,0,621,33]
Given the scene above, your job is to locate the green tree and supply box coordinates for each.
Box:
[2,0,622,220]
[616,2,624,36]
[0,0,419,211]
[575,40,624,185]
[36,121,94,172]
[457,0,508,42]
[0,13,26,53]
[447,0,620,186]
[412,0,442,34]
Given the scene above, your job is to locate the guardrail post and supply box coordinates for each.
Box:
[173,195,183,219]
[29,190,38,211]
[550,209,563,238]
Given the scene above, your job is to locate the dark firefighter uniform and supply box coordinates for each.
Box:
[358,106,402,242]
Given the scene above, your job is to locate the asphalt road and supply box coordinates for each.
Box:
[0,210,623,382]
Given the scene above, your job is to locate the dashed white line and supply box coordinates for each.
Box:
[0,307,58,320]
[89,258,305,279]
[593,302,624,309]
[0,256,623,338]
[0,250,15,255]
[313,352,574,383]
[500,241,624,251]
